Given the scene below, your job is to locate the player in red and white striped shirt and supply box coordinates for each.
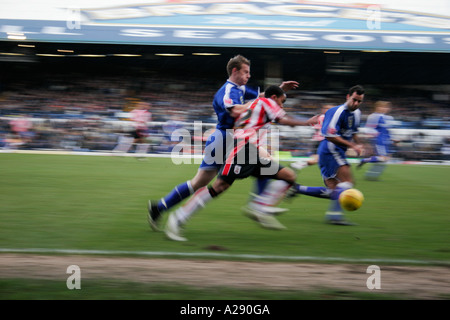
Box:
[113,101,152,156]
[291,104,332,170]
[164,85,319,241]
[233,96,287,143]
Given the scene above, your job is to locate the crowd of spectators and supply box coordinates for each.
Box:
[1,72,449,161]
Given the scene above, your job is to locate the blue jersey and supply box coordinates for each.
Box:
[201,81,259,169]
[212,80,259,131]
[321,104,361,152]
[318,104,361,179]
[365,112,392,146]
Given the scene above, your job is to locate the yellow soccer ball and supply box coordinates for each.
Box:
[339,188,364,211]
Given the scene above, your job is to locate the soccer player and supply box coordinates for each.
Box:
[316,85,365,225]
[290,103,333,170]
[256,104,332,210]
[357,100,397,180]
[253,86,365,226]
[147,55,299,230]
[113,101,152,156]
[164,85,318,241]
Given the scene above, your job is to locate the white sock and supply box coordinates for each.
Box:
[252,180,291,207]
[136,143,149,155]
[175,187,213,224]
[113,136,133,153]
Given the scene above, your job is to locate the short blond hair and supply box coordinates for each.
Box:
[226,55,250,77]
[374,101,391,111]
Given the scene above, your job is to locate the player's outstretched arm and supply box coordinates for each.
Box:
[229,100,254,118]
[277,114,319,127]
[258,81,300,98]
[326,136,364,156]
[279,81,299,92]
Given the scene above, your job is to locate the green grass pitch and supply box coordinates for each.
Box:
[1,153,448,263]
[0,153,449,300]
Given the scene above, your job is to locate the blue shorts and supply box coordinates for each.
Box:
[318,140,349,180]
[199,129,233,170]
[375,141,391,157]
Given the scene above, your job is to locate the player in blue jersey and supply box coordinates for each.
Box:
[256,85,366,225]
[317,85,365,225]
[147,55,299,230]
[164,85,320,241]
[357,101,397,180]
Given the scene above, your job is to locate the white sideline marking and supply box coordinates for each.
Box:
[0,248,448,266]
[1,149,449,165]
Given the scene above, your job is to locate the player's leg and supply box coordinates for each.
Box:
[244,162,296,230]
[358,155,386,167]
[245,177,290,215]
[135,137,150,157]
[365,162,387,180]
[160,130,231,238]
[165,178,231,241]
[112,133,134,154]
[247,169,332,217]
[247,179,289,211]
[258,169,332,205]
[148,130,224,230]
[363,144,389,180]
[251,164,296,207]
[307,154,319,166]
[290,151,331,199]
[293,184,331,198]
[244,146,289,215]
[291,141,320,169]
[324,165,356,225]
[318,145,356,225]
[132,134,150,160]
[291,154,318,170]
[147,168,217,231]
[358,144,387,168]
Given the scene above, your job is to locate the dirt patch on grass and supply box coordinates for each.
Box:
[1,254,449,299]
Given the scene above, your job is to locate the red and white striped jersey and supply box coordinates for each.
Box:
[233,97,286,144]
[130,109,152,130]
[311,113,325,142]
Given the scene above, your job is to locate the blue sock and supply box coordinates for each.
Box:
[248,177,270,202]
[255,177,270,195]
[325,190,344,221]
[295,185,331,199]
[363,156,381,164]
[365,163,386,180]
[157,181,193,212]
[325,183,352,221]
[330,188,342,209]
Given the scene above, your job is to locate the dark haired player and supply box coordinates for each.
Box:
[164,85,318,241]
[259,85,366,226]
[148,55,299,230]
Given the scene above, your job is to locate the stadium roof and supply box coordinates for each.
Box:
[1,0,449,53]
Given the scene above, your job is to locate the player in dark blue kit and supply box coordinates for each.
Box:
[357,100,397,180]
[261,85,366,225]
[164,85,319,241]
[147,55,299,230]
[317,85,365,225]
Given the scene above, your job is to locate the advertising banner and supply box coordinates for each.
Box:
[1,0,449,52]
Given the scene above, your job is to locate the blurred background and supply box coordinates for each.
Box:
[1,0,449,162]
